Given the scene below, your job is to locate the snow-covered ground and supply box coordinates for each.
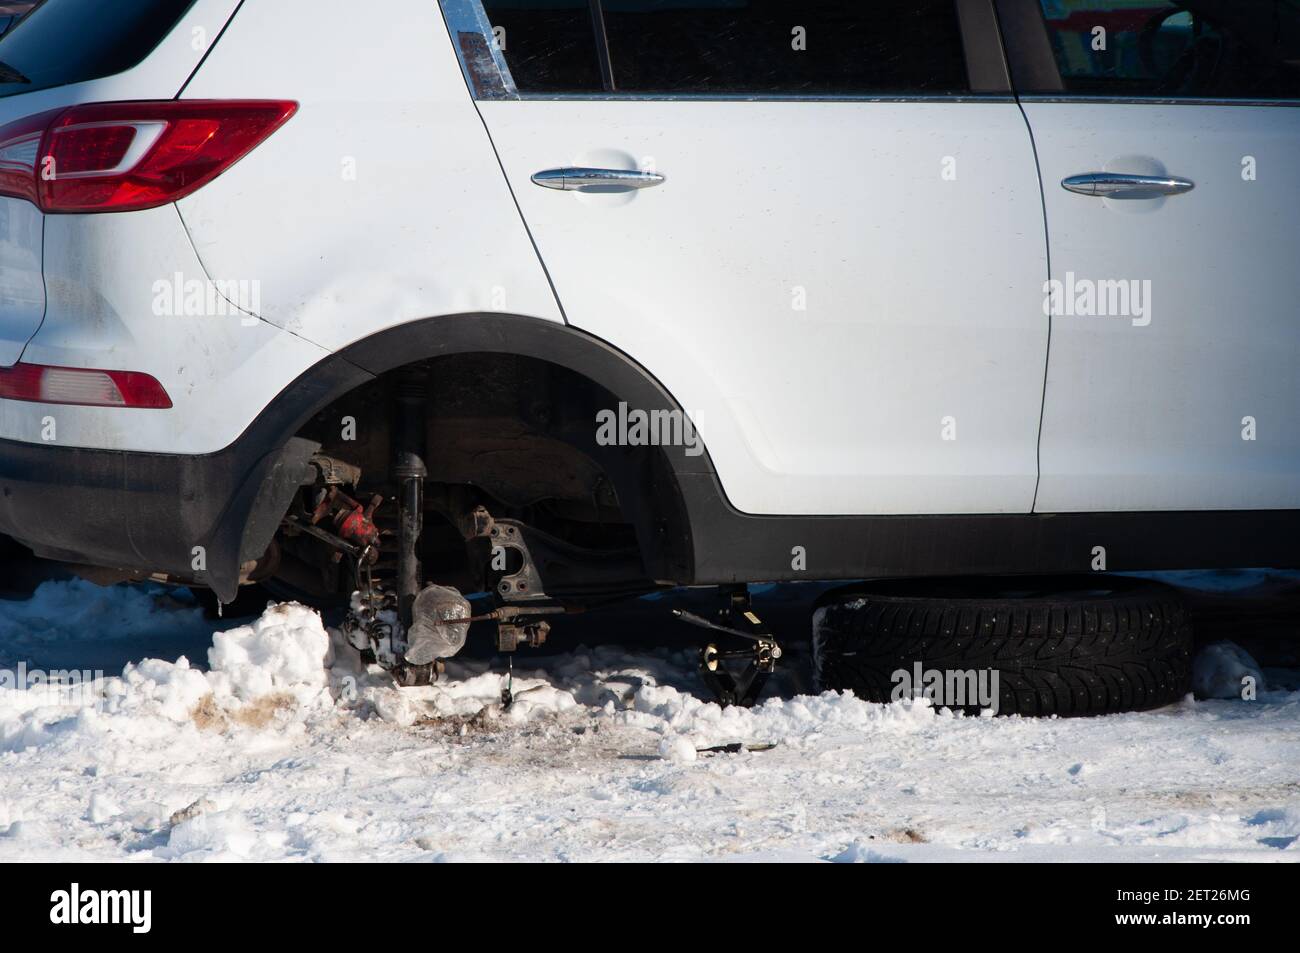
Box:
[1,578,1298,862]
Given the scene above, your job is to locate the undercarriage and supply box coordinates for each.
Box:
[264,355,779,706]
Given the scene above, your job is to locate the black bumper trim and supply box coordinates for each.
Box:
[0,436,319,602]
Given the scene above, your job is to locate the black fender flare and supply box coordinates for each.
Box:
[235,313,710,592]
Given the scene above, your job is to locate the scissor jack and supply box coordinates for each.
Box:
[673,587,782,708]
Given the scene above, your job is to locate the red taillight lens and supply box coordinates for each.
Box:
[0,100,297,214]
[53,124,139,175]
[0,108,62,206]
[0,363,172,409]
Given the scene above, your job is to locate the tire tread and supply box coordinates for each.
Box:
[813,583,1192,717]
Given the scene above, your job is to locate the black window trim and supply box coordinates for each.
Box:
[957,0,1013,91]
[441,0,1016,101]
[588,0,616,92]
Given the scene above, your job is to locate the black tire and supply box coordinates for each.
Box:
[812,575,1192,717]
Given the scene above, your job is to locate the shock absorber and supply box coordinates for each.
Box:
[393,365,428,638]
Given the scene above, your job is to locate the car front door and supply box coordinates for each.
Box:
[446,0,1051,516]
[1011,0,1300,512]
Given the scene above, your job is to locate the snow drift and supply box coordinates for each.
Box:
[0,583,1297,862]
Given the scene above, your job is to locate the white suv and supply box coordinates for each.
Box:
[0,0,1296,711]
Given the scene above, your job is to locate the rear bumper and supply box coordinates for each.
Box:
[0,436,318,602]
[0,331,372,602]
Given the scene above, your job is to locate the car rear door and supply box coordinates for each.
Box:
[448,0,1051,516]
[1006,0,1300,511]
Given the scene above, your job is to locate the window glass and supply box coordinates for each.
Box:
[601,0,968,94]
[0,3,39,40]
[1036,0,1300,98]
[479,0,970,95]
[0,0,197,99]
[481,0,604,92]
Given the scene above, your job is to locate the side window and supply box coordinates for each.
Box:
[601,0,968,94]
[474,0,969,96]
[1036,0,1300,99]
[480,1,603,92]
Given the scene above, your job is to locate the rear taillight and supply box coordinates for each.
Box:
[0,100,297,214]
[0,108,59,206]
[0,363,172,408]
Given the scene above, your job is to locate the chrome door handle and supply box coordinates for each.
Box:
[530,167,665,192]
[1061,173,1194,197]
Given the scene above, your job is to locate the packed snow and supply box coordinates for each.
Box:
[0,579,1298,862]
[1193,641,1267,699]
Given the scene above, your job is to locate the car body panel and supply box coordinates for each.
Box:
[0,197,42,366]
[174,0,564,351]
[481,99,1050,515]
[2,205,331,453]
[0,0,244,368]
[1027,101,1300,511]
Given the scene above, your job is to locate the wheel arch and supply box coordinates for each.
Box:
[238,312,710,589]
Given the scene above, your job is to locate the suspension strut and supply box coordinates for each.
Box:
[393,366,428,641]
